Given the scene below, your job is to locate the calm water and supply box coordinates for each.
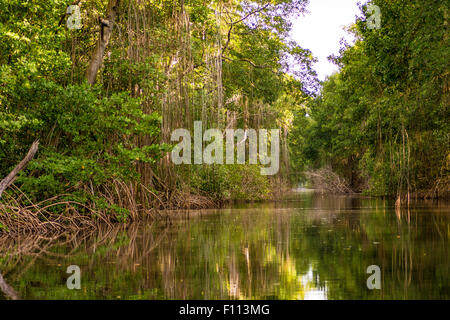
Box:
[0,192,448,300]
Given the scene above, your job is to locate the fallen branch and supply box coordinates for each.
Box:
[0,140,39,199]
[305,167,353,194]
[0,271,19,300]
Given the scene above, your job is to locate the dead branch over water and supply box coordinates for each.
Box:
[306,167,353,194]
[0,271,19,300]
[0,140,39,199]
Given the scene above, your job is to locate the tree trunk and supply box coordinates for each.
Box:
[0,140,39,199]
[86,0,120,85]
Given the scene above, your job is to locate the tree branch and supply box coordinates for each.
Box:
[222,3,271,54]
[222,55,269,69]
[0,140,39,199]
[86,0,120,85]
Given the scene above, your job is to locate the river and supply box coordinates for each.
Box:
[0,191,448,299]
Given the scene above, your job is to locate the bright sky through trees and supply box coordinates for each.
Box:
[291,0,369,81]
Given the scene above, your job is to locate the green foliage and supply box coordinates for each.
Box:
[0,0,168,215]
[181,164,271,201]
[290,0,449,196]
[0,0,313,212]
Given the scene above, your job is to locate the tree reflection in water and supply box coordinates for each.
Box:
[0,193,448,300]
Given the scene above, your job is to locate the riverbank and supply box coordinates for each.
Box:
[0,176,292,235]
[3,172,450,236]
[0,188,214,235]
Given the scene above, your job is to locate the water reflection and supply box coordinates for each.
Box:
[0,193,448,299]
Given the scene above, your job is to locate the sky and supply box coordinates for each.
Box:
[291,0,368,81]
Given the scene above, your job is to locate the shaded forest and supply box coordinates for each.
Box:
[291,0,449,201]
[0,0,448,231]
